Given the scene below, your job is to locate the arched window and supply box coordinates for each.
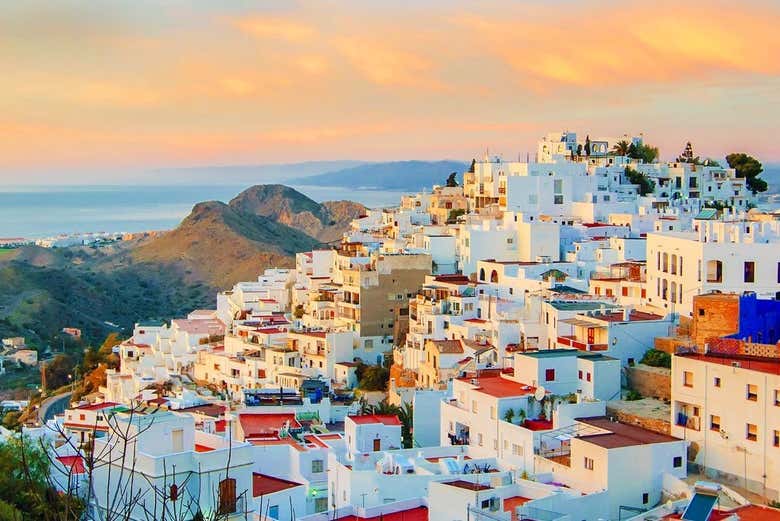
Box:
[490,270,499,283]
[671,255,677,275]
[662,253,669,273]
[479,268,485,281]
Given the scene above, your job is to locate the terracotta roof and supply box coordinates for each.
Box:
[347,414,402,426]
[336,506,428,521]
[428,339,463,354]
[252,473,303,497]
[56,455,86,475]
[596,310,663,323]
[677,352,780,376]
[458,373,537,399]
[576,416,681,448]
[444,480,492,491]
[240,412,301,439]
[75,402,118,411]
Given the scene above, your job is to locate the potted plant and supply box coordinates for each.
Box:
[503,408,515,424]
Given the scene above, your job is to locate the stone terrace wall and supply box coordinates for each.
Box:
[626,363,671,401]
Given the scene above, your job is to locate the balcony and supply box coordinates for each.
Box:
[557,336,608,352]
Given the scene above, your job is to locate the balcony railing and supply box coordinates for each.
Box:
[557,336,608,351]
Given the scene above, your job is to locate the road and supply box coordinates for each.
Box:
[38,391,72,424]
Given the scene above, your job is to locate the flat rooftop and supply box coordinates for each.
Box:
[677,352,780,376]
[459,373,537,399]
[443,480,492,491]
[549,301,616,311]
[576,416,681,449]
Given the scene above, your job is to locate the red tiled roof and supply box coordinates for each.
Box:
[347,414,402,426]
[194,444,215,453]
[458,373,537,399]
[576,417,681,448]
[239,413,301,439]
[597,310,663,323]
[428,339,463,354]
[252,473,303,497]
[336,507,428,521]
[75,402,118,411]
[57,455,86,475]
[444,480,492,491]
[678,352,780,376]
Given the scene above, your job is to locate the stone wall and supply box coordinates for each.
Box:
[626,363,671,401]
[605,405,671,436]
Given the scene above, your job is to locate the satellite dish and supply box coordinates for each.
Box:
[534,386,546,401]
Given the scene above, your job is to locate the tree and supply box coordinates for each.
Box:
[677,141,698,164]
[45,354,75,391]
[612,140,631,156]
[628,143,659,164]
[625,167,656,196]
[446,208,466,223]
[355,363,389,391]
[726,153,767,193]
[584,135,591,156]
[445,172,459,187]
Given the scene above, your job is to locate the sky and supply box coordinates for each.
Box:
[1,0,779,183]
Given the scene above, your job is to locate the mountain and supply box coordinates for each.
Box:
[0,185,366,354]
[229,184,366,242]
[298,160,468,191]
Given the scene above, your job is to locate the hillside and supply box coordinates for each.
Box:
[298,160,467,191]
[0,184,364,351]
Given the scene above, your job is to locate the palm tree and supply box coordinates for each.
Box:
[612,140,631,156]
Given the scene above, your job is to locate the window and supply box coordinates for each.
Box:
[714,377,721,388]
[490,406,496,420]
[699,308,705,316]
[746,423,758,442]
[269,506,279,518]
[311,459,324,473]
[710,415,721,431]
[315,497,328,512]
[642,493,649,505]
[478,433,483,446]
[218,478,237,514]
[744,261,755,283]
[586,372,591,382]
[578,370,583,380]
[171,429,183,452]
[622,287,629,297]
[683,371,694,388]
[554,194,564,205]
[493,438,498,450]
[545,369,555,382]
[512,444,523,456]
[674,456,682,468]
[706,260,723,283]
[775,389,780,406]
[774,430,780,448]
[747,384,758,402]
[584,457,594,470]
[472,400,478,413]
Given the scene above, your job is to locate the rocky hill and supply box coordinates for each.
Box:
[0,185,365,350]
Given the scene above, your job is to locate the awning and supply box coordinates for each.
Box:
[560,318,605,328]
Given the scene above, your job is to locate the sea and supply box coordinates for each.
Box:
[0,184,406,239]
[1,164,777,239]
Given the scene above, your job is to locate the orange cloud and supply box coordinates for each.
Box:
[335,37,444,90]
[232,17,317,43]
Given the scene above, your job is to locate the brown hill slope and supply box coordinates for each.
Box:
[229,184,365,242]
[131,200,320,288]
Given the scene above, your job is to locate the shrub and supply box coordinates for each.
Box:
[625,390,643,401]
[640,349,672,368]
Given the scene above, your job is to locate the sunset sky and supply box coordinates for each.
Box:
[1,0,779,182]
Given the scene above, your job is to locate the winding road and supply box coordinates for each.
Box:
[37,391,72,424]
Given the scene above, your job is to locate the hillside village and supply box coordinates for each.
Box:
[11,133,780,521]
